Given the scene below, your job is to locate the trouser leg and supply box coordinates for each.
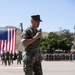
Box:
[33,61,43,75]
[23,62,33,75]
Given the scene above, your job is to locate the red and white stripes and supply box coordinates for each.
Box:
[0,29,16,54]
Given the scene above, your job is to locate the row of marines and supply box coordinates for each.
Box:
[44,53,75,61]
[1,51,75,66]
[0,51,22,66]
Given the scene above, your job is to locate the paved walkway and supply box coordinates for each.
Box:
[0,60,75,75]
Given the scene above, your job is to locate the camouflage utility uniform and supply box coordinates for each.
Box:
[21,27,43,75]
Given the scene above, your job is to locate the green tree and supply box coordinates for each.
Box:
[47,32,59,53]
[40,29,73,53]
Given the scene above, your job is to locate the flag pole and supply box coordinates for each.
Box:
[19,23,23,32]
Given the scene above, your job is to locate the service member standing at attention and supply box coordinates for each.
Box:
[21,15,43,75]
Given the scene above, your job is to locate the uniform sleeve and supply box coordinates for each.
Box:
[21,30,29,43]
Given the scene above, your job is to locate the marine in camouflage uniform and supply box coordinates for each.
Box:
[1,52,6,65]
[10,51,13,64]
[6,52,11,66]
[17,51,22,65]
[21,15,43,75]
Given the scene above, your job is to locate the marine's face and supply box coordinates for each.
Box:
[31,19,40,28]
[35,21,40,27]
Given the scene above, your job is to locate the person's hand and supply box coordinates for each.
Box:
[34,32,42,39]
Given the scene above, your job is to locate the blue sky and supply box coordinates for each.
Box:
[0,0,75,32]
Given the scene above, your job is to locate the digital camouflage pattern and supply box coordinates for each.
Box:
[21,27,43,75]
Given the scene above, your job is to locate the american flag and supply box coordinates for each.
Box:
[0,29,16,54]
